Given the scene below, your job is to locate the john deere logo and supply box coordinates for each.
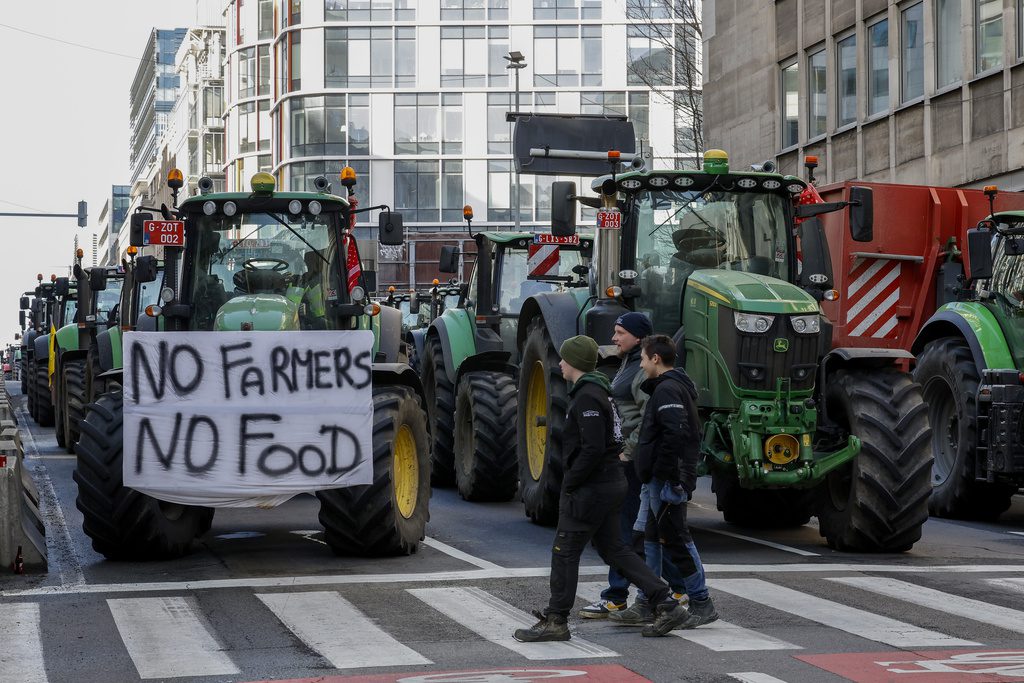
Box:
[773,338,789,352]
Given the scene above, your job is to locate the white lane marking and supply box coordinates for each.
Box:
[0,603,49,683]
[988,578,1024,594]
[290,529,327,545]
[6,564,1024,598]
[694,526,820,557]
[422,536,503,570]
[15,404,85,588]
[832,577,1024,635]
[408,587,617,660]
[107,596,239,679]
[1009,531,1024,537]
[577,581,799,651]
[729,673,790,683]
[23,455,77,460]
[710,578,979,648]
[257,591,430,669]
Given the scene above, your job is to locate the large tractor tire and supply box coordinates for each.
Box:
[712,470,812,528]
[20,363,27,395]
[454,371,518,502]
[63,359,87,454]
[85,342,105,404]
[516,317,567,525]
[35,364,55,427]
[73,390,214,560]
[421,335,456,486]
[317,386,431,556]
[26,360,37,419]
[815,368,932,552]
[914,338,1016,520]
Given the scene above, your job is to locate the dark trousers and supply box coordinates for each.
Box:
[601,462,642,603]
[547,476,671,618]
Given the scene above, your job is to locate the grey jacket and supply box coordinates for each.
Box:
[610,345,648,460]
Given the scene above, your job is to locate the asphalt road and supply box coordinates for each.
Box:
[3,386,1024,683]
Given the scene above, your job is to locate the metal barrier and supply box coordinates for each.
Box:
[0,376,46,572]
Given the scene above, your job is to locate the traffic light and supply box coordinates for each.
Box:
[77,200,87,227]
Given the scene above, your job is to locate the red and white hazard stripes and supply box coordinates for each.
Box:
[845,257,901,338]
[344,234,362,293]
[527,243,560,278]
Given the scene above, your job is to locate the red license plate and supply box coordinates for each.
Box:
[533,233,580,245]
[143,220,185,246]
[597,210,622,229]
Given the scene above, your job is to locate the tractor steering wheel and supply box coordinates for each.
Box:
[244,258,290,272]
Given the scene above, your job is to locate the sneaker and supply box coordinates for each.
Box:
[578,599,627,619]
[608,601,654,625]
[677,596,719,629]
[641,601,689,637]
[672,592,690,608]
[513,610,570,642]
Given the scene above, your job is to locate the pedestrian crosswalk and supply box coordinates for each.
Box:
[2,572,1024,682]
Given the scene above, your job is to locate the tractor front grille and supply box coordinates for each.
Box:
[718,312,818,392]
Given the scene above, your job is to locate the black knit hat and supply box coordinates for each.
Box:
[614,312,653,339]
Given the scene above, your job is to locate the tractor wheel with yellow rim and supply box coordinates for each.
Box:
[516,317,566,525]
[318,385,431,556]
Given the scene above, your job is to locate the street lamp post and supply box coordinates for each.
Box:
[504,51,527,231]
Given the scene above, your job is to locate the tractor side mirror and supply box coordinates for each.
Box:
[130,212,153,248]
[135,255,159,284]
[797,218,834,290]
[19,311,25,328]
[966,228,994,280]
[849,186,873,242]
[89,268,108,292]
[19,296,29,310]
[54,277,70,298]
[438,245,459,273]
[551,181,577,237]
[379,211,405,246]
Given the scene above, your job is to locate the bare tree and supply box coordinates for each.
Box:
[623,0,703,168]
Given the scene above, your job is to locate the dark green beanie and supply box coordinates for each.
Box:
[560,335,598,372]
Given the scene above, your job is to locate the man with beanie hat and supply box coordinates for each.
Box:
[514,335,688,643]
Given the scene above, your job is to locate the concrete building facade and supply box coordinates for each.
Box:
[129,29,188,185]
[704,0,1024,189]
[96,186,130,267]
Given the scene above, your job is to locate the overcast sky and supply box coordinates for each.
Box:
[0,1,198,344]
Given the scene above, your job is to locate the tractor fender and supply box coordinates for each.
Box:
[96,327,119,373]
[372,363,426,405]
[821,347,916,381]
[54,324,79,355]
[408,327,427,363]
[454,350,516,387]
[427,308,477,384]
[911,303,1014,372]
[517,291,585,352]
[374,305,403,363]
[34,334,50,362]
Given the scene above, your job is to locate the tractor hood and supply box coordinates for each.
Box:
[215,294,300,331]
[687,270,819,315]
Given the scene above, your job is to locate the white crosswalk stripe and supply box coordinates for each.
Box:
[257,591,431,669]
[709,578,980,648]
[107,596,240,679]
[0,603,49,683]
[830,577,1024,634]
[988,577,1024,595]
[409,586,618,660]
[729,673,790,683]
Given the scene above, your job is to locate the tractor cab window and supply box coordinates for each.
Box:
[95,279,124,322]
[189,210,336,330]
[989,229,1024,308]
[496,247,582,315]
[63,297,78,326]
[633,189,791,333]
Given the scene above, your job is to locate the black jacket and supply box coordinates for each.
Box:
[635,367,701,492]
[561,372,621,493]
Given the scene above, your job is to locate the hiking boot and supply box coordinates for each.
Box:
[672,592,690,608]
[513,610,570,642]
[677,596,719,629]
[578,599,627,619]
[641,601,689,637]
[608,600,654,625]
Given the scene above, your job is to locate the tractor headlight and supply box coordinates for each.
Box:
[202,200,216,216]
[734,312,775,334]
[288,200,302,215]
[223,201,237,217]
[350,285,366,302]
[308,200,322,216]
[790,314,820,334]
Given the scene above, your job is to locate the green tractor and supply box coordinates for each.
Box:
[912,208,1024,520]
[511,148,931,552]
[31,275,77,429]
[73,169,430,560]
[417,222,590,501]
[18,286,40,396]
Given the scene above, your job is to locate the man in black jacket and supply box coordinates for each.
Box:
[635,334,718,633]
[514,335,689,642]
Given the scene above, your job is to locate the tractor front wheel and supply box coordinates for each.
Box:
[35,363,54,427]
[63,359,87,453]
[815,368,932,552]
[454,371,518,502]
[422,335,456,486]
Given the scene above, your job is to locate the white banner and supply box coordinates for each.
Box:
[123,331,374,507]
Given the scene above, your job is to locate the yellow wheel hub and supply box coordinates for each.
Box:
[526,361,548,481]
[765,433,800,466]
[393,424,418,519]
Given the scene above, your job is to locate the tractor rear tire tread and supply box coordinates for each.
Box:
[423,335,457,486]
[35,364,54,427]
[64,359,87,453]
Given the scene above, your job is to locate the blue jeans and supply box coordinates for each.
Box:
[640,478,709,602]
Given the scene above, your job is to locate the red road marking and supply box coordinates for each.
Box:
[798,649,1024,682]
[244,664,651,683]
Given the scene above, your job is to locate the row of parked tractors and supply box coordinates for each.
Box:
[15,149,1024,563]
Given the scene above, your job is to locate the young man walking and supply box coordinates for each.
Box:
[514,335,689,642]
[634,334,718,631]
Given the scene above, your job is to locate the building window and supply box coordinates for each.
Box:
[289,32,301,90]
[626,0,672,20]
[837,34,857,127]
[582,26,602,86]
[781,60,798,148]
[258,45,271,96]
[395,160,439,221]
[394,94,463,155]
[533,0,599,20]
[258,154,273,173]
[288,160,370,221]
[236,0,245,44]
[288,0,301,26]
[238,48,256,98]
[936,0,961,88]
[581,91,626,116]
[867,18,889,116]
[326,27,413,87]
[203,132,224,174]
[290,94,370,158]
[258,0,274,40]
[325,0,417,22]
[629,92,650,145]
[442,27,487,87]
[258,100,271,151]
[488,26,509,87]
[976,0,1003,72]
[675,92,699,156]
[807,49,826,139]
[535,26,583,87]
[901,3,924,101]
[487,160,513,221]
[239,102,257,154]
[627,24,672,86]
[203,86,224,124]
